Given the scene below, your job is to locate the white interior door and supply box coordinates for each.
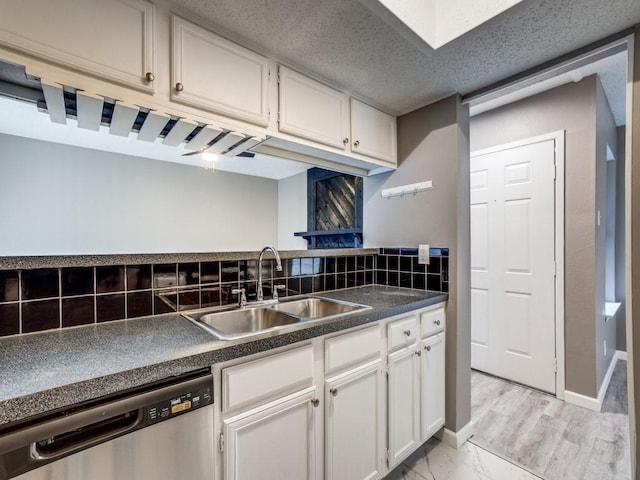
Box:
[470,137,557,393]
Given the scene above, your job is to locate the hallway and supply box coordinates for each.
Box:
[470,364,629,479]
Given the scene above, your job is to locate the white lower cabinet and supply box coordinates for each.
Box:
[421,333,446,441]
[216,302,446,480]
[325,361,385,480]
[387,345,421,467]
[223,388,318,480]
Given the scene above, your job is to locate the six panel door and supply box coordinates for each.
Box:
[470,138,557,393]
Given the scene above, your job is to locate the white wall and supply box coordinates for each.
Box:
[375,0,522,48]
[0,134,279,255]
[435,0,523,46]
[377,0,436,46]
[277,171,308,250]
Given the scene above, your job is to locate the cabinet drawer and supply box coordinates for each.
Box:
[222,345,314,413]
[421,307,445,338]
[325,325,381,375]
[387,316,418,351]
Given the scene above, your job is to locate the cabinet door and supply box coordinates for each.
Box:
[278,66,350,150]
[326,361,384,480]
[172,16,270,126]
[223,389,317,480]
[350,98,397,164]
[421,333,446,441]
[0,0,154,92]
[387,346,420,467]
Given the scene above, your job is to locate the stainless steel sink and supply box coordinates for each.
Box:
[271,297,370,320]
[183,296,370,340]
[184,307,301,340]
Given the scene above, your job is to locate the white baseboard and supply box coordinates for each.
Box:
[564,390,600,411]
[565,352,619,413]
[435,421,474,448]
[616,350,628,361]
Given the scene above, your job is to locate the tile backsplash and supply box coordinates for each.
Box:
[375,247,449,293]
[0,247,449,337]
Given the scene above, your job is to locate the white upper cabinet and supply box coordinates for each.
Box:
[278,66,350,150]
[171,16,270,126]
[0,0,155,92]
[350,98,397,165]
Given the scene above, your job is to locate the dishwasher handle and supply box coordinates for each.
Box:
[29,408,142,462]
[0,374,212,462]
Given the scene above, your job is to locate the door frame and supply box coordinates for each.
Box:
[470,130,566,399]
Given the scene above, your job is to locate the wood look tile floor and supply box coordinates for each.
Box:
[383,362,629,480]
[469,362,630,480]
[385,438,541,480]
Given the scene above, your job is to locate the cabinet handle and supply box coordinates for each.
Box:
[175,82,184,92]
[342,137,349,145]
[311,398,320,408]
[425,345,431,352]
[145,72,155,82]
[329,387,338,397]
[434,320,441,326]
[353,140,360,147]
[403,329,411,337]
[415,350,422,357]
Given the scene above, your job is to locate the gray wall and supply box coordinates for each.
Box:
[595,78,619,390]
[0,134,279,255]
[616,125,627,351]
[629,30,639,479]
[471,77,600,397]
[364,95,472,431]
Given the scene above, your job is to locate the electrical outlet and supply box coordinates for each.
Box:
[418,244,430,265]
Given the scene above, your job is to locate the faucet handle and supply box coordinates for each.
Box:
[231,288,247,307]
[273,284,286,301]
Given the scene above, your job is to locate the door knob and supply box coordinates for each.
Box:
[353,140,360,147]
[434,320,441,326]
[403,330,411,337]
[311,398,320,408]
[342,137,349,145]
[330,387,338,397]
[145,72,155,82]
[425,345,431,352]
[175,82,184,92]
[415,350,422,357]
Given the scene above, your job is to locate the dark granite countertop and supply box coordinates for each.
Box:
[0,285,447,429]
[0,248,379,270]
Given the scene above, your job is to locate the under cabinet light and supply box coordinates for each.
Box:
[202,152,218,172]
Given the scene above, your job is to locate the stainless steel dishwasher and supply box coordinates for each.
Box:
[0,370,214,480]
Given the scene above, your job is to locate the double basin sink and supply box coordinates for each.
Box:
[183,297,370,340]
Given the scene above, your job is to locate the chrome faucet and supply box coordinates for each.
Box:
[257,245,283,302]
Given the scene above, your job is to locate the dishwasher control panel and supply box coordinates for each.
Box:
[146,384,212,425]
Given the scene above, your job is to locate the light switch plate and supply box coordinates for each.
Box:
[418,244,430,265]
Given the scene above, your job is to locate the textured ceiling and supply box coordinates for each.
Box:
[167,0,640,115]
